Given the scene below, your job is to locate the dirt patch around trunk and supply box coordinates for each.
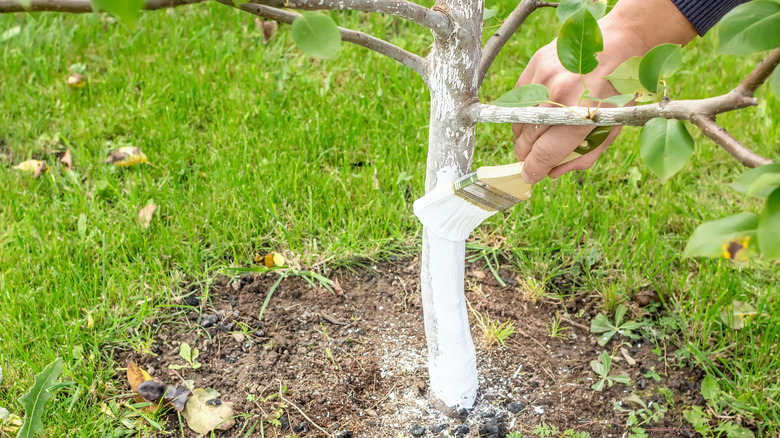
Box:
[117,259,704,437]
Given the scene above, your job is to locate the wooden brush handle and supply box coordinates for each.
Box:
[477,126,611,199]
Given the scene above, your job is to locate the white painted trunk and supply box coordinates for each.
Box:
[420,0,483,410]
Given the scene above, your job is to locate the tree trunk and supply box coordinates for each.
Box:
[420,0,483,411]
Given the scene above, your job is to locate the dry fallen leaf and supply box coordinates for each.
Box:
[138,203,157,229]
[620,347,637,366]
[332,277,344,296]
[127,362,153,393]
[14,159,48,178]
[105,146,148,167]
[182,388,235,434]
[66,73,87,88]
[59,148,72,171]
[261,20,277,44]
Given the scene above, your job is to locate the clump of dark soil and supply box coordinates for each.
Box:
[118,259,704,437]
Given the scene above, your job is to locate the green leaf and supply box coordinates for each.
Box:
[638,43,682,94]
[90,0,146,28]
[483,8,497,21]
[614,304,627,326]
[557,9,603,75]
[604,56,658,102]
[639,118,694,181]
[770,67,780,98]
[730,164,780,198]
[590,313,616,333]
[591,379,606,392]
[701,375,720,401]
[718,0,780,55]
[720,300,758,330]
[611,374,632,385]
[684,213,760,258]
[291,12,341,60]
[11,0,31,8]
[492,84,549,107]
[17,358,63,438]
[556,0,607,22]
[179,342,192,363]
[757,188,780,258]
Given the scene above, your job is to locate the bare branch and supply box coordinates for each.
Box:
[691,114,774,168]
[469,90,757,126]
[736,47,780,97]
[0,0,204,13]
[244,0,449,35]
[223,1,426,79]
[479,0,555,87]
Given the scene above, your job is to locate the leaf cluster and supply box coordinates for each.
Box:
[590,304,643,347]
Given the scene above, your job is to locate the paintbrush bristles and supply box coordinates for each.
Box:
[413,183,498,241]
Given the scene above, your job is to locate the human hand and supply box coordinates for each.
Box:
[513,0,697,184]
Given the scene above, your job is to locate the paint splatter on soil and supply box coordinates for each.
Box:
[117,259,706,437]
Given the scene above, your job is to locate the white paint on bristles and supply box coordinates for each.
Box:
[413,181,497,241]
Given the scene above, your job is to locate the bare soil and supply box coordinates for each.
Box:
[119,259,705,437]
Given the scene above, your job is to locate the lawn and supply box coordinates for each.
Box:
[0,1,778,436]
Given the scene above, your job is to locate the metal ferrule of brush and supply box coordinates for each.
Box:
[453,174,520,212]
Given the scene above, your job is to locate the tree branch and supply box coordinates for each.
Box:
[243,0,449,35]
[223,1,426,79]
[0,0,204,13]
[468,90,757,126]
[735,47,780,97]
[478,0,555,88]
[691,114,774,168]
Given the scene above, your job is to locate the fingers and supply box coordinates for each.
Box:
[547,126,621,178]
[520,124,593,184]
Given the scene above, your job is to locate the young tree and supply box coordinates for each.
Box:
[1,0,777,413]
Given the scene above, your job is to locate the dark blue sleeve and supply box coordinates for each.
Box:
[671,0,752,35]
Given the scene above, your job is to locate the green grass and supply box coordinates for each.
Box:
[0,1,778,436]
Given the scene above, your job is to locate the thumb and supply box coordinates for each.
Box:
[520,125,591,184]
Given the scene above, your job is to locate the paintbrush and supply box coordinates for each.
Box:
[413,126,611,241]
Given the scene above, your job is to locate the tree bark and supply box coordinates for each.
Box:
[420,0,483,411]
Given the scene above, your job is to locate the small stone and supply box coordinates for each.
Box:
[430,424,446,434]
[507,401,524,414]
[217,322,234,332]
[336,431,353,438]
[530,380,540,388]
[293,421,309,433]
[292,290,302,299]
[226,294,238,307]
[146,366,155,376]
[410,424,426,436]
[365,409,377,417]
[253,330,266,337]
[637,377,647,390]
[183,294,200,306]
[680,429,694,438]
[232,332,246,343]
[454,424,469,434]
[233,310,240,318]
[231,281,242,291]
[201,314,219,328]
[685,381,696,391]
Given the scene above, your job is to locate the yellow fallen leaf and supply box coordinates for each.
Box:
[256,252,285,268]
[138,203,157,229]
[182,388,235,434]
[66,73,87,88]
[105,147,148,167]
[14,160,48,178]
